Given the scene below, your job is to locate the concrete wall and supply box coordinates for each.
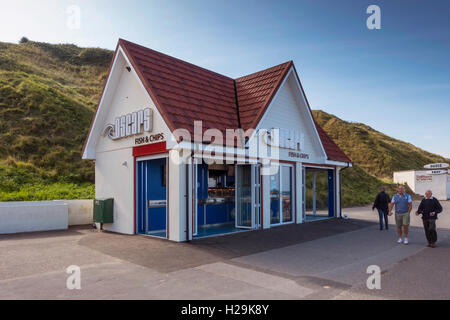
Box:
[0,201,68,234]
[0,200,93,235]
[66,200,93,226]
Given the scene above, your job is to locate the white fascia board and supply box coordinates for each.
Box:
[325,160,353,167]
[289,67,328,159]
[82,49,123,159]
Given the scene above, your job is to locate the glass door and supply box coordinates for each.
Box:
[270,167,281,224]
[253,164,261,229]
[281,165,294,223]
[235,165,253,229]
[270,163,295,226]
[302,166,306,222]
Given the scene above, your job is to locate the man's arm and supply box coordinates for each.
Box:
[434,198,443,214]
[416,199,424,216]
[388,202,395,216]
[373,194,379,210]
[408,195,413,214]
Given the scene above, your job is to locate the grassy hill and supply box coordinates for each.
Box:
[0,40,112,201]
[312,110,450,179]
[0,40,447,206]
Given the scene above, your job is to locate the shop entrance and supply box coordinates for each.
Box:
[270,163,295,226]
[193,162,261,238]
[303,167,335,222]
[136,157,168,238]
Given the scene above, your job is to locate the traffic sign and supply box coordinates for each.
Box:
[424,163,449,170]
[426,170,448,175]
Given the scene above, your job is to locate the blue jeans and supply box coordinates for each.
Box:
[377,209,389,230]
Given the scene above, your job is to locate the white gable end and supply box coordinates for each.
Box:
[257,70,327,163]
[83,47,171,159]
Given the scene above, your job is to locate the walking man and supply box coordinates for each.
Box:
[389,185,413,244]
[372,187,391,230]
[416,190,443,248]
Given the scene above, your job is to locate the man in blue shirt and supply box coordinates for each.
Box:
[389,185,413,244]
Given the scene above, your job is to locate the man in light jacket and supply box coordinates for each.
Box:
[416,190,443,248]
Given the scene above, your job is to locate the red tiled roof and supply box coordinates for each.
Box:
[119,39,238,137]
[315,123,352,163]
[236,61,292,131]
[99,39,351,163]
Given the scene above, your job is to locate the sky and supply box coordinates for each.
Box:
[1,0,449,158]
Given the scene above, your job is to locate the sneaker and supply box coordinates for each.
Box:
[403,238,409,245]
[430,243,436,248]
[397,238,403,244]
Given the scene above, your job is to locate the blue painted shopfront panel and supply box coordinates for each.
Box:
[137,158,167,237]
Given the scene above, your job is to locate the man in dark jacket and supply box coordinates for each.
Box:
[416,190,443,248]
[372,187,391,230]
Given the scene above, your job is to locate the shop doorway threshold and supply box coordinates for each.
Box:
[194,222,251,239]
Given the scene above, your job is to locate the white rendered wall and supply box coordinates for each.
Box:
[92,50,170,235]
[95,148,134,234]
[393,171,416,191]
[257,72,326,164]
[168,150,188,242]
[95,55,169,155]
[0,201,68,234]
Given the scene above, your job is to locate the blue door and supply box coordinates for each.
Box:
[137,158,167,238]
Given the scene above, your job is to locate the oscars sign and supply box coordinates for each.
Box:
[103,108,153,140]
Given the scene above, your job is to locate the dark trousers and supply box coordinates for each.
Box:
[423,219,437,244]
[377,209,389,230]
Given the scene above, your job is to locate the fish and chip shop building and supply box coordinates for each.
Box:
[82,39,352,242]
